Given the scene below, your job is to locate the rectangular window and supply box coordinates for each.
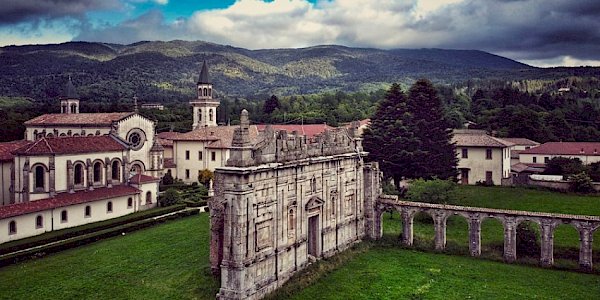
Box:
[127,198,133,208]
[211,151,216,161]
[486,171,493,185]
[185,169,190,179]
[185,150,190,160]
[486,149,492,160]
[198,151,203,161]
[533,157,537,163]
[461,148,468,159]
[544,157,549,163]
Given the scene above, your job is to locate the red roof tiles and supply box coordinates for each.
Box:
[24,112,134,126]
[520,142,600,156]
[501,138,540,146]
[452,130,514,148]
[129,174,160,184]
[0,140,29,162]
[173,126,259,148]
[12,135,127,156]
[0,186,140,219]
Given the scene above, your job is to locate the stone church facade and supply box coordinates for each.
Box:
[209,110,382,300]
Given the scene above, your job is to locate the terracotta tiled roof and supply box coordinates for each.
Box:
[0,140,29,162]
[0,186,140,219]
[164,158,176,168]
[520,142,600,156]
[501,138,540,146]
[12,135,127,156]
[452,130,514,148]
[173,126,259,148]
[255,124,332,138]
[24,112,134,126]
[157,132,181,147]
[129,174,160,184]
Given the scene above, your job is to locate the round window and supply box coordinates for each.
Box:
[127,129,146,150]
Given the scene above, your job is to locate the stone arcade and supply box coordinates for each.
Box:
[209,110,382,300]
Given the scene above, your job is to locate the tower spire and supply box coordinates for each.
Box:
[198,60,210,84]
[190,60,219,129]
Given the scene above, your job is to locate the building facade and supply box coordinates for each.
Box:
[519,142,600,165]
[453,130,513,185]
[209,111,381,299]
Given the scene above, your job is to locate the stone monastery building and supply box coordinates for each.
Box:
[0,77,163,244]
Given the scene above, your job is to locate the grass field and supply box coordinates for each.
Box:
[0,214,219,300]
[1,186,600,299]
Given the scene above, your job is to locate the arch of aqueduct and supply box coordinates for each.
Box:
[375,195,600,270]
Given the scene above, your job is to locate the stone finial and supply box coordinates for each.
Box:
[231,109,251,147]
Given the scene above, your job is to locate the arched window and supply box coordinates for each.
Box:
[59,133,67,137]
[62,105,67,113]
[209,109,213,122]
[61,210,68,223]
[203,88,208,96]
[85,205,91,217]
[93,162,102,183]
[209,88,212,97]
[288,209,295,231]
[198,109,202,121]
[127,197,133,208]
[146,191,152,204]
[36,215,43,228]
[8,220,16,235]
[34,165,45,190]
[107,201,113,213]
[74,163,84,185]
[111,160,120,181]
[70,104,77,113]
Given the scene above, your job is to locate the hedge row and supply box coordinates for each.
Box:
[182,200,208,208]
[0,209,199,268]
[0,204,186,255]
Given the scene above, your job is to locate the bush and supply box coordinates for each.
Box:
[543,157,586,176]
[516,222,540,257]
[159,188,181,207]
[161,169,174,185]
[406,178,457,204]
[570,172,594,193]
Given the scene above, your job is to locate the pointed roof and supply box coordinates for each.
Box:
[62,76,79,99]
[198,61,210,84]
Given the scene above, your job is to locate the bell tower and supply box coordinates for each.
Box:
[190,61,219,129]
[60,76,80,114]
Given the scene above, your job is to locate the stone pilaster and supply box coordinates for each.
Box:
[575,222,594,271]
[105,157,112,188]
[540,219,558,267]
[48,156,56,197]
[363,162,381,240]
[433,210,447,251]
[401,207,414,246]
[86,159,94,191]
[122,157,129,184]
[468,214,482,257]
[9,164,15,204]
[67,160,74,193]
[22,158,30,202]
[503,217,517,262]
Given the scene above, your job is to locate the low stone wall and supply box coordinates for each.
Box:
[527,177,600,192]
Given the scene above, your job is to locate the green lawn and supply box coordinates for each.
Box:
[1,186,600,299]
[284,246,600,300]
[0,214,219,300]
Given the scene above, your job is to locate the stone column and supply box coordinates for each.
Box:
[401,207,413,246]
[503,217,517,262]
[468,214,482,257]
[66,160,74,193]
[48,156,56,197]
[433,211,447,251]
[362,163,380,240]
[122,157,129,184]
[540,219,557,267]
[576,223,594,271]
[86,159,94,190]
[9,164,15,204]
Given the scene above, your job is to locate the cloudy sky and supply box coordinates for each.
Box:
[2,0,599,67]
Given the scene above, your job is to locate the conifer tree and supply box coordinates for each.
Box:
[407,79,458,180]
[363,83,421,187]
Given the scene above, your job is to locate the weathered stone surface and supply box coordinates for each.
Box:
[210,122,381,300]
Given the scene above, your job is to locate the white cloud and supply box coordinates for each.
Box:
[522,56,600,68]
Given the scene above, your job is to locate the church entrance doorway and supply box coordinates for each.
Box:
[308,215,320,257]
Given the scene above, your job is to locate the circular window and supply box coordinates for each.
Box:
[127,129,146,150]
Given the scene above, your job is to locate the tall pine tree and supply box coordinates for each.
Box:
[363,83,421,187]
[407,79,457,180]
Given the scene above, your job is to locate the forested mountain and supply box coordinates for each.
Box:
[0,40,561,104]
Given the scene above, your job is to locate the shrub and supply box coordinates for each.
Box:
[516,222,540,257]
[161,169,174,185]
[159,188,181,207]
[406,178,457,204]
[569,172,594,193]
[198,169,214,186]
[543,157,586,176]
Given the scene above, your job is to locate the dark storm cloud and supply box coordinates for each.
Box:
[0,0,120,25]
[422,0,600,61]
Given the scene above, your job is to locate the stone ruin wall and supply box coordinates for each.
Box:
[209,116,381,300]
